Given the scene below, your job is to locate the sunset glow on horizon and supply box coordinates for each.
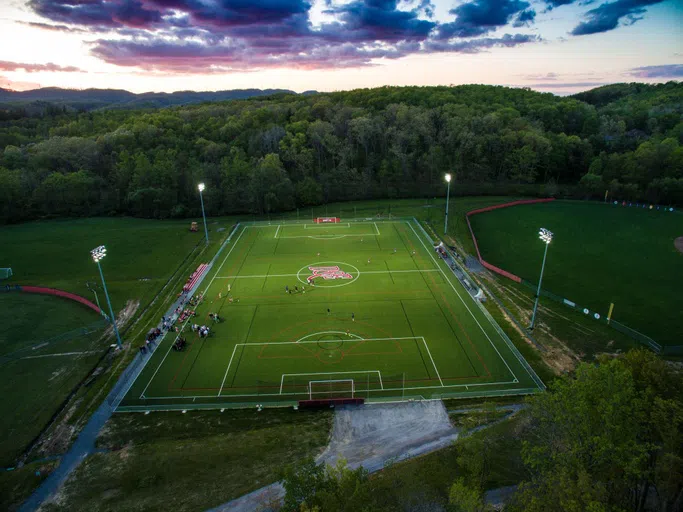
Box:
[0,0,681,96]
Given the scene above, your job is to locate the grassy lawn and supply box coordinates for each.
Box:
[42,408,332,512]
[469,200,683,346]
[0,459,59,512]
[0,216,237,468]
[0,294,106,466]
[0,217,209,314]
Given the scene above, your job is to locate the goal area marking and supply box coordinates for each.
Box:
[308,379,355,399]
[215,336,440,397]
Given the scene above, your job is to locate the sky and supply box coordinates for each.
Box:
[0,0,681,95]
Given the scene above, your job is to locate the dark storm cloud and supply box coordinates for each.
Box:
[27,0,541,72]
[28,0,162,28]
[435,0,533,39]
[571,0,665,35]
[628,64,683,78]
[514,9,536,27]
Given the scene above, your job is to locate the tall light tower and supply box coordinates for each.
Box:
[90,245,123,349]
[444,173,452,235]
[198,183,209,245]
[529,228,553,331]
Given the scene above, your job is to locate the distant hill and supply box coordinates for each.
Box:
[0,87,308,112]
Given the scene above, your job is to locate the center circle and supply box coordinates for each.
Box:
[296,261,360,287]
[317,333,345,350]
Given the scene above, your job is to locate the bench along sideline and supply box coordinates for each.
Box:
[313,217,341,223]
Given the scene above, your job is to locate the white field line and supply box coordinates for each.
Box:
[243,336,422,346]
[274,225,280,239]
[217,344,239,396]
[304,223,351,228]
[276,234,378,239]
[374,222,380,235]
[20,350,101,359]
[420,337,444,387]
[280,370,382,394]
[139,379,520,400]
[407,221,518,382]
[214,269,440,279]
[140,226,248,398]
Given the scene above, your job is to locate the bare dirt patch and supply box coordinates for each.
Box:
[318,401,459,473]
[675,237,683,254]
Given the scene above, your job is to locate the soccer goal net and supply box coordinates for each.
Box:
[0,268,12,280]
[309,379,355,400]
[313,217,341,224]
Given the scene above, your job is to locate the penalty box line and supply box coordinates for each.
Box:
[280,371,383,394]
[265,222,381,239]
[216,336,442,397]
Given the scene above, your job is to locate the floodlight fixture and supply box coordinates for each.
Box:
[90,245,122,349]
[198,182,209,244]
[529,227,554,331]
[539,228,553,244]
[91,245,107,263]
[444,173,453,234]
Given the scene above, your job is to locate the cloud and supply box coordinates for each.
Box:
[424,33,540,53]
[27,0,162,29]
[628,64,683,78]
[436,0,533,39]
[571,0,665,36]
[19,21,88,33]
[527,81,608,87]
[27,0,543,72]
[524,72,560,80]
[0,75,42,91]
[0,61,85,73]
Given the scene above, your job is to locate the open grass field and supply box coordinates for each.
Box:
[469,201,683,346]
[0,216,233,467]
[122,218,543,409]
[0,293,106,466]
[0,217,207,313]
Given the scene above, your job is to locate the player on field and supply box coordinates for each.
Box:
[352,312,355,322]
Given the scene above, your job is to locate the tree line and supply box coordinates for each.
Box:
[0,82,681,224]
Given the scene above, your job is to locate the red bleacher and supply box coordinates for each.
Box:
[183,263,209,292]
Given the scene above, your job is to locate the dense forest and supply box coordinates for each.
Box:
[0,82,681,223]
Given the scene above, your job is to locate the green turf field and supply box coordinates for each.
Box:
[469,201,683,346]
[121,218,543,409]
[0,293,107,466]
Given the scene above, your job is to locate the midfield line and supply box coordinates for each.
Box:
[214,269,440,279]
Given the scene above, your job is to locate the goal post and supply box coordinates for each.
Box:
[309,379,355,400]
[313,217,341,224]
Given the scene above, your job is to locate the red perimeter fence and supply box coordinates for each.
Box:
[11,285,103,316]
[466,198,556,283]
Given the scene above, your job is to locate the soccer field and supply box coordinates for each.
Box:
[121,219,543,409]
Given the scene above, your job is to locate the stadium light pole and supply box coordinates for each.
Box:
[444,173,452,235]
[90,245,123,349]
[529,228,553,331]
[198,182,209,245]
